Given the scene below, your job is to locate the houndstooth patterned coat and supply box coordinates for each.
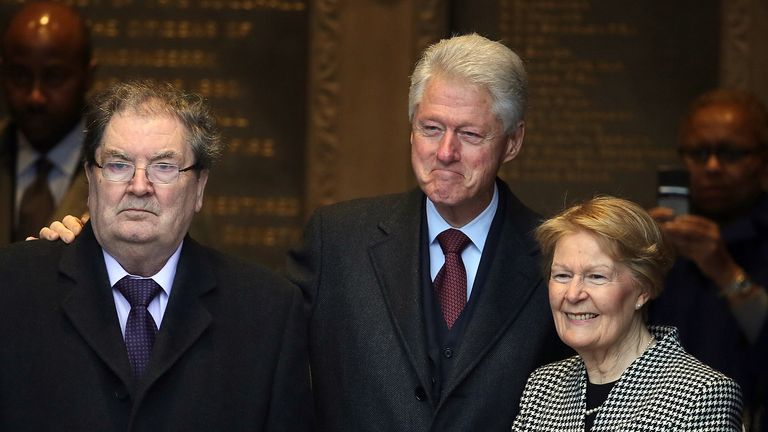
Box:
[511,326,743,431]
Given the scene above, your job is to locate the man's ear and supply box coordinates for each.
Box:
[84,161,92,183]
[194,169,209,212]
[503,121,525,163]
[84,162,93,208]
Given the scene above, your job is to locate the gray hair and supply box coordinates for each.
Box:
[408,33,527,134]
[83,81,222,171]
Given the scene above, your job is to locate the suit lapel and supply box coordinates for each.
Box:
[442,183,544,399]
[59,223,134,387]
[368,189,434,400]
[136,237,214,397]
[62,227,215,419]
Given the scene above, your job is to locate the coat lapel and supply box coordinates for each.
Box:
[571,363,588,431]
[368,189,434,401]
[136,237,215,398]
[60,225,216,412]
[442,183,545,399]
[59,223,134,387]
[60,228,215,408]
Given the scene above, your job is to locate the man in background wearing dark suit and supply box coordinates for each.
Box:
[0,1,93,243]
[0,81,312,431]
[287,33,567,431]
[649,89,768,431]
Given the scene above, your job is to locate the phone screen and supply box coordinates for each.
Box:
[657,166,689,215]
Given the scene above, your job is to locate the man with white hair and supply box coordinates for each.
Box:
[288,33,567,431]
[650,89,768,431]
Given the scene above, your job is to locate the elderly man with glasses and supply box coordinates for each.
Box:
[649,89,768,432]
[0,81,312,431]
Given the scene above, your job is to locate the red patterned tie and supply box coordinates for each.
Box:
[116,277,162,381]
[434,229,471,329]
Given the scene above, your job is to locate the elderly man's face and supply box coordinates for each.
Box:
[680,103,767,218]
[410,76,523,226]
[86,111,208,260]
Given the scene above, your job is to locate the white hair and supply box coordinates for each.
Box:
[408,33,527,134]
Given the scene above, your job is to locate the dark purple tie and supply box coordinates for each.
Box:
[116,277,162,380]
[434,229,471,329]
[15,157,54,241]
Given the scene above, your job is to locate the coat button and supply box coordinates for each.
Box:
[414,386,427,401]
[114,388,129,401]
[443,347,453,358]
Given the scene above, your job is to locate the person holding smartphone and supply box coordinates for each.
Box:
[649,89,768,432]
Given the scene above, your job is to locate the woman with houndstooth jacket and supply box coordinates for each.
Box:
[511,196,744,431]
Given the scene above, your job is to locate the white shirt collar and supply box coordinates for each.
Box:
[426,183,499,251]
[15,121,85,177]
[102,240,184,297]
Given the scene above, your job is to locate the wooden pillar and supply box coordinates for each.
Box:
[721,0,768,103]
[304,0,447,216]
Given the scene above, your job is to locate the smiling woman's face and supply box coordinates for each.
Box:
[547,230,648,357]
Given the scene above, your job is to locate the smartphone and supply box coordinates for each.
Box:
[657,166,689,216]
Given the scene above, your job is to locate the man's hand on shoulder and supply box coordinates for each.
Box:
[32,214,89,244]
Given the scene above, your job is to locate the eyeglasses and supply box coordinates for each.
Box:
[94,161,197,184]
[678,146,762,164]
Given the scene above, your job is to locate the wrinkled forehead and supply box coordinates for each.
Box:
[426,73,493,102]
[556,228,623,263]
[417,75,498,120]
[97,110,191,159]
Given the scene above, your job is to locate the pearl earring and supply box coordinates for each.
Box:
[635,303,643,310]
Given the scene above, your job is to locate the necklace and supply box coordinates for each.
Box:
[643,335,656,353]
[584,336,656,417]
[584,405,601,416]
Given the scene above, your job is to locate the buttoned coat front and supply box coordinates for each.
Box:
[0,223,313,431]
[287,180,568,431]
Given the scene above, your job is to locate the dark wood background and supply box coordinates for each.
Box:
[3,0,765,268]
